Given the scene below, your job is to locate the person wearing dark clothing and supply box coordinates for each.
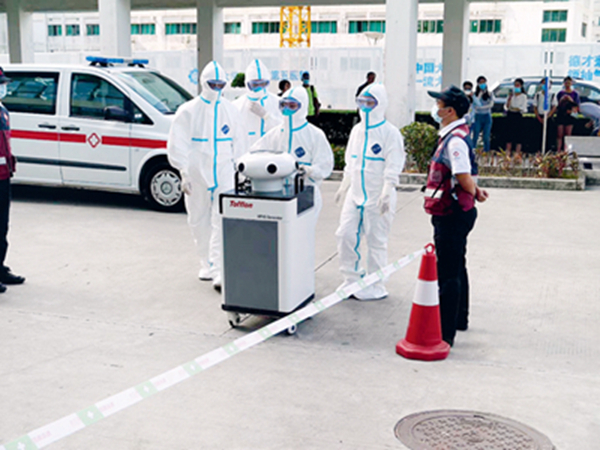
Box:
[555,76,581,152]
[424,86,488,346]
[0,67,25,293]
[301,72,321,124]
[355,72,376,97]
[278,79,291,97]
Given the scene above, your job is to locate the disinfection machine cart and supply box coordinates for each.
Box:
[220,151,316,334]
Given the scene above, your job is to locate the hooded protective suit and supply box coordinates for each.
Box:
[251,86,333,217]
[233,59,282,147]
[335,84,406,300]
[167,61,247,285]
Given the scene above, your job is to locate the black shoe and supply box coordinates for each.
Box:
[443,337,454,347]
[0,283,6,293]
[0,271,25,285]
[456,323,468,331]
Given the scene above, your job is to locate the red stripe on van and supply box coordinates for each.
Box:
[60,134,87,143]
[12,130,60,141]
[102,136,166,149]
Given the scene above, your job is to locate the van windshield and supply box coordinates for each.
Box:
[116,71,193,114]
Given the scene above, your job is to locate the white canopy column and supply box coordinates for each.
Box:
[385,0,418,128]
[6,0,34,63]
[441,0,470,89]
[99,0,132,57]
[197,0,224,92]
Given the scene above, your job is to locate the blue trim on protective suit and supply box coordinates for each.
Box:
[192,138,209,142]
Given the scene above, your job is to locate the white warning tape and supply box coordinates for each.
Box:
[0,247,426,450]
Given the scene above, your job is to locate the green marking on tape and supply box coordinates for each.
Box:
[393,260,401,269]
[377,270,385,280]
[358,279,367,289]
[259,328,273,339]
[336,289,347,299]
[288,313,301,325]
[135,382,158,399]
[182,361,203,376]
[77,405,104,426]
[223,343,240,356]
[5,435,38,450]
[313,300,326,311]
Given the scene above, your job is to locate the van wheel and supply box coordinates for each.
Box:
[142,162,184,212]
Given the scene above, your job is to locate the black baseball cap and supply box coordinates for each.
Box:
[0,67,11,84]
[301,71,310,80]
[428,85,470,118]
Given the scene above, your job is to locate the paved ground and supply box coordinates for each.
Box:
[1,182,598,449]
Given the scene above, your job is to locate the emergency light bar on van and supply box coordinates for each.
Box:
[86,56,149,67]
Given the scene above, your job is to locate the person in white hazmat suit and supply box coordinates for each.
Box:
[233,59,282,147]
[335,84,406,301]
[251,86,333,217]
[167,61,247,290]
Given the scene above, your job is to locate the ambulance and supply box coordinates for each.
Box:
[4,56,194,212]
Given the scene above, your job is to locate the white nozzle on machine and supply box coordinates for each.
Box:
[236,150,299,193]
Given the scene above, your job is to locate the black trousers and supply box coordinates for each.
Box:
[0,178,10,271]
[431,207,477,345]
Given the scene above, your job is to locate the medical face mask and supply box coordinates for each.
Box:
[279,98,301,116]
[247,79,270,92]
[431,103,444,124]
[207,79,226,92]
[464,89,472,95]
[478,83,487,90]
[302,79,309,86]
[356,94,378,113]
[514,87,522,94]
[0,84,6,99]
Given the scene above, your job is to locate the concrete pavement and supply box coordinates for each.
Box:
[0,182,599,449]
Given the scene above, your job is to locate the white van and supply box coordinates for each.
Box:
[4,57,194,212]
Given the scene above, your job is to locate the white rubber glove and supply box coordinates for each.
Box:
[249,102,269,119]
[301,165,313,178]
[334,175,351,205]
[180,172,192,196]
[377,182,394,215]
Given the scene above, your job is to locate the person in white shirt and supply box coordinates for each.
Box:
[504,78,528,155]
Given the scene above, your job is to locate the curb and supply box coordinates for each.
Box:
[326,171,586,191]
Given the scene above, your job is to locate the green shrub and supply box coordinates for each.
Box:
[332,144,346,171]
[533,151,580,179]
[400,121,438,173]
[231,72,245,88]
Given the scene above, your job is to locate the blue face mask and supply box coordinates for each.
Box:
[279,97,301,116]
[0,84,6,100]
[431,103,443,124]
[514,87,522,93]
[479,83,487,90]
[356,94,378,113]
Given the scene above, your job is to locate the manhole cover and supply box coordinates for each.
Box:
[394,410,555,450]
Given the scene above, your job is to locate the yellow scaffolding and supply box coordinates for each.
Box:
[280,6,311,48]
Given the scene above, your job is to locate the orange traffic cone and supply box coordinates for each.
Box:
[396,244,450,361]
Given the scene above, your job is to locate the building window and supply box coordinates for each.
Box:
[224,22,241,34]
[132,24,156,35]
[543,10,568,22]
[348,20,386,33]
[251,22,280,34]
[48,25,62,37]
[543,0,568,2]
[66,25,80,36]
[417,20,443,33]
[582,22,587,37]
[165,23,197,35]
[542,28,567,41]
[86,24,99,36]
[311,21,337,34]
[470,19,501,33]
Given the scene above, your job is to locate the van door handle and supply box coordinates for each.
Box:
[61,126,80,131]
[38,123,57,130]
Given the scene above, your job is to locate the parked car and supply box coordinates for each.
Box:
[4,56,194,212]
[491,76,600,113]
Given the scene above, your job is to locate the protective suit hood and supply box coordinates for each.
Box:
[200,61,227,103]
[245,59,271,98]
[282,86,309,130]
[359,83,388,125]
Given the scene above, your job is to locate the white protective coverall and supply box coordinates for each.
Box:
[167,61,247,285]
[251,86,333,218]
[335,84,406,300]
[233,59,282,147]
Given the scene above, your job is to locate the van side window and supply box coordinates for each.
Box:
[70,73,127,120]
[3,72,59,115]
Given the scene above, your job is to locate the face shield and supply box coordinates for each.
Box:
[247,79,270,92]
[279,97,302,116]
[356,93,378,113]
[207,79,227,92]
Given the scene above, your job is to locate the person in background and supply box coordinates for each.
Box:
[503,78,528,155]
[471,76,494,152]
[356,72,376,97]
[301,71,321,124]
[462,81,474,126]
[278,79,291,97]
[555,76,580,152]
[0,67,25,292]
[534,78,558,151]
[580,102,600,137]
